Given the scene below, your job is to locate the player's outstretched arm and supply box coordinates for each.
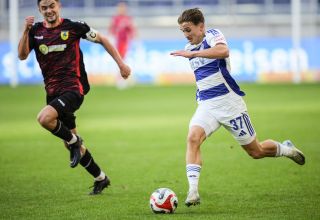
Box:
[171,43,229,59]
[95,32,131,79]
[170,50,194,58]
[18,16,34,60]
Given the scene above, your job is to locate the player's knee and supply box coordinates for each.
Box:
[187,132,201,146]
[37,112,53,127]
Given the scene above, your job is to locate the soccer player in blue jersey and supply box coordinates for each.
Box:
[18,0,131,195]
[171,8,305,207]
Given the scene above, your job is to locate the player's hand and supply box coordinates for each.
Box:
[119,64,131,79]
[24,16,35,31]
[170,50,195,58]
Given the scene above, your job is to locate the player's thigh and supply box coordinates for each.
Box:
[47,92,84,129]
[47,91,84,114]
[222,111,256,146]
[189,103,221,138]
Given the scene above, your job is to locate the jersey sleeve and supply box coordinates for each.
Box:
[206,29,228,47]
[72,20,91,39]
[73,20,99,42]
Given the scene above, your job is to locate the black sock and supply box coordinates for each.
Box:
[51,120,73,142]
[80,150,102,178]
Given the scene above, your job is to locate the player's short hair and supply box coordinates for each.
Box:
[178,8,205,25]
[37,0,59,5]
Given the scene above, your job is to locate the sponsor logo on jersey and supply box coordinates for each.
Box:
[39,44,67,55]
[190,57,215,70]
[60,31,69,40]
[39,44,49,55]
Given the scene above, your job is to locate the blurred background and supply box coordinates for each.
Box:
[0,0,319,86]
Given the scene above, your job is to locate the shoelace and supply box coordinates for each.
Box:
[89,180,103,191]
[89,182,98,189]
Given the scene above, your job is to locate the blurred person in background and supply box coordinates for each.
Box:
[109,1,135,59]
[171,8,305,207]
[109,1,136,88]
[18,0,131,195]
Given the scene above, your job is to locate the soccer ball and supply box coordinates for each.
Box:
[149,188,178,214]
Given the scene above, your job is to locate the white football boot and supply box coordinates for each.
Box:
[185,190,200,207]
[282,140,305,165]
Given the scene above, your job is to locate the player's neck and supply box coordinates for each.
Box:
[193,34,205,45]
[44,17,62,28]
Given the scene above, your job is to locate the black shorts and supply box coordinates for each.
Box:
[47,91,84,130]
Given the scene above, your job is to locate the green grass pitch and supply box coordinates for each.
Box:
[0,84,319,219]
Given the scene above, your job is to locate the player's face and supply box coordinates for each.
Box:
[179,22,205,45]
[38,0,61,25]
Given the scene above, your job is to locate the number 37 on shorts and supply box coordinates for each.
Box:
[228,112,255,140]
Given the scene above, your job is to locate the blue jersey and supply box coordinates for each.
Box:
[185,29,245,102]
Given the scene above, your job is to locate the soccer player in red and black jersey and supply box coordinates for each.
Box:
[18,0,131,195]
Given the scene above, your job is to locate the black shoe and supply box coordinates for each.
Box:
[89,176,111,195]
[68,135,82,168]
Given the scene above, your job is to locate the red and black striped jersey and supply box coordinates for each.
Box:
[28,18,90,96]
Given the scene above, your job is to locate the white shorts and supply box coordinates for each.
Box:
[189,93,256,145]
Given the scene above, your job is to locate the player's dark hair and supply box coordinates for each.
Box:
[178,8,205,25]
[37,0,59,5]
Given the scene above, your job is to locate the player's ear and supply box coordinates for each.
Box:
[199,22,205,32]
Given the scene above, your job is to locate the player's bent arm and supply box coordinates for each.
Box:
[18,16,34,60]
[88,31,131,78]
[18,31,30,60]
[95,33,125,67]
[170,43,229,59]
[192,43,229,59]
[18,30,31,60]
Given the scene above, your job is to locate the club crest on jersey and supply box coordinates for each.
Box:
[39,44,49,55]
[60,31,69,40]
